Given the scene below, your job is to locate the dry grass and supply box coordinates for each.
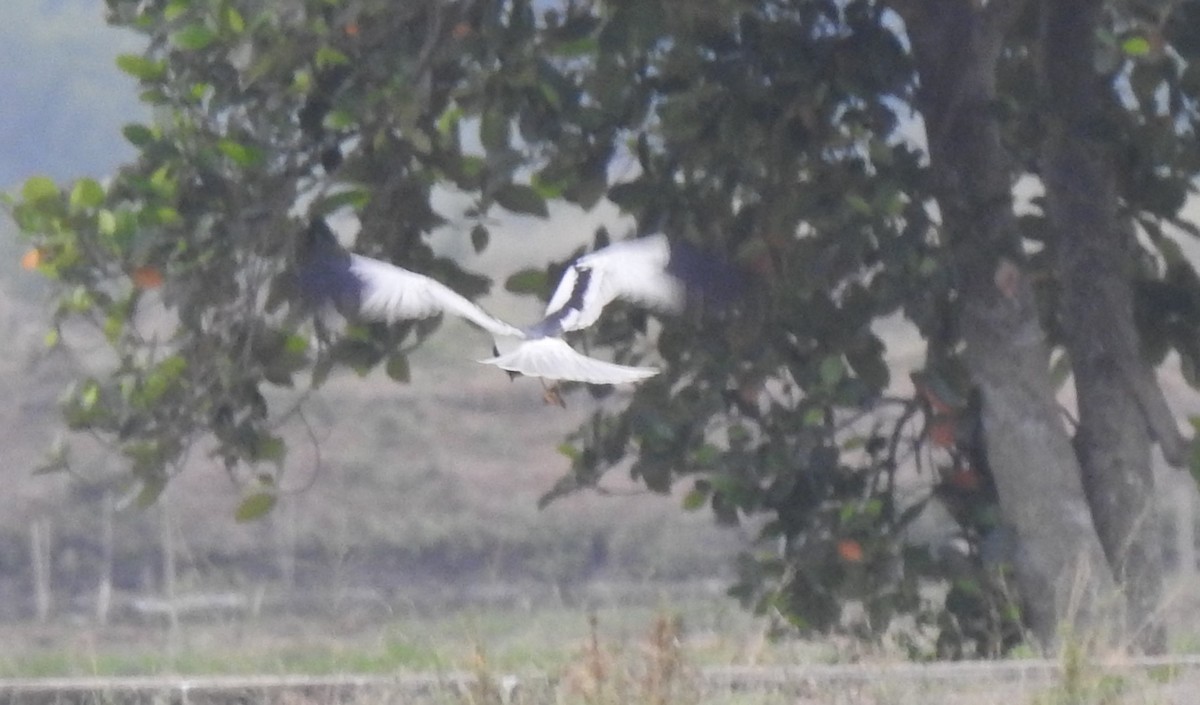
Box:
[9,622,1200,705]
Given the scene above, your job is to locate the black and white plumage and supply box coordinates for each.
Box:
[298,223,523,339]
[481,234,744,384]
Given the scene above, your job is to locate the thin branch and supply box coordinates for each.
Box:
[278,406,324,496]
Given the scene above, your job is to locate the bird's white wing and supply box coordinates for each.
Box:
[590,237,684,313]
[539,264,609,333]
[349,254,522,337]
[480,338,659,384]
[540,235,685,334]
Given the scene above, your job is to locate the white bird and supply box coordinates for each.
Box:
[298,223,522,339]
[481,233,744,385]
[344,254,522,337]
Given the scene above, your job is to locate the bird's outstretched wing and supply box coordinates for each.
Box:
[486,233,748,385]
[346,255,523,338]
[480,338,659,384]
[533,234,683,336]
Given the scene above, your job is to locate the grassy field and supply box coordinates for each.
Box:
[6,607,1200,705]
[0,593,790,678]
[7,579,1200,705]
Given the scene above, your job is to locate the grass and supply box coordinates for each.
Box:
[7,624,1200,705]
[0,593,809,679]
[7,591,1200,704]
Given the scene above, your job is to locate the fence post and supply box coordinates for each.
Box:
[96,490,115,625]
[30,517,53,622]
[160,491,180,657]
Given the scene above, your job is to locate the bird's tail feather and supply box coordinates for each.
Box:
[479,338,659,384]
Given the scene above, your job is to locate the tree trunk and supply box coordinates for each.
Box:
[1039,0,1181,653]
[893,0,1120,647]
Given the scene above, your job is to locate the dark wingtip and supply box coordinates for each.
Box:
[493,345,520,381]
[296,219,362,314]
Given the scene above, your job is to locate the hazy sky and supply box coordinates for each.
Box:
[0,0,146,188]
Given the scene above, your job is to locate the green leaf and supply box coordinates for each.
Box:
[163,0,189,22]
[104,310,125,342]
[436,104,463,137]
[682,487,709,511]
[531,172,564,200]
[494,183,549,218]
[291,69,313,94]
[1122,36,1151,56]
[235,492,277,522]
[315,45,349,69]
[470,224,489,253]
[140,355,187,406]
[460,156,485,179]
[115,54,166,80]
[385,354,411,383]
[323,108,356,130]
[819,355,846,387]
[148,165,176,197]
[691,444,721,467]
[314,187,371,215]
[171,24,217,50]
[845,193,873,216]
[98,209,118,236]
[252,435,286,465]
[69,179,105,213]
[80,380,100,411]
[556,442,581,462]
[505,268,548,295]
[152,206,182,226]
[224,6,245,34]
[556,34,598,56]
[122,123,156,147]
[480,108,509,152]
[67,286,94,312]
[22,176,59,204]
[217,138,265,168]
[284,334,309,355]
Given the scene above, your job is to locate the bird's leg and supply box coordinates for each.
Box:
[541,380,566,408]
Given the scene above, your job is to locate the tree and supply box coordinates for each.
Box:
[8,0,1200,655]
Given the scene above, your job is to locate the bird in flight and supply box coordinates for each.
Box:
[481,233,745,386]
[297,221,522,340]
[299,224,743,393]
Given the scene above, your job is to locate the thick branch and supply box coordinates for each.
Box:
[1040,0,1172,652]
[903,0,1120,648]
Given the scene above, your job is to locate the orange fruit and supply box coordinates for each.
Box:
[21,249,41,270]
[131,266,164,289]
[837,539,864,563]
